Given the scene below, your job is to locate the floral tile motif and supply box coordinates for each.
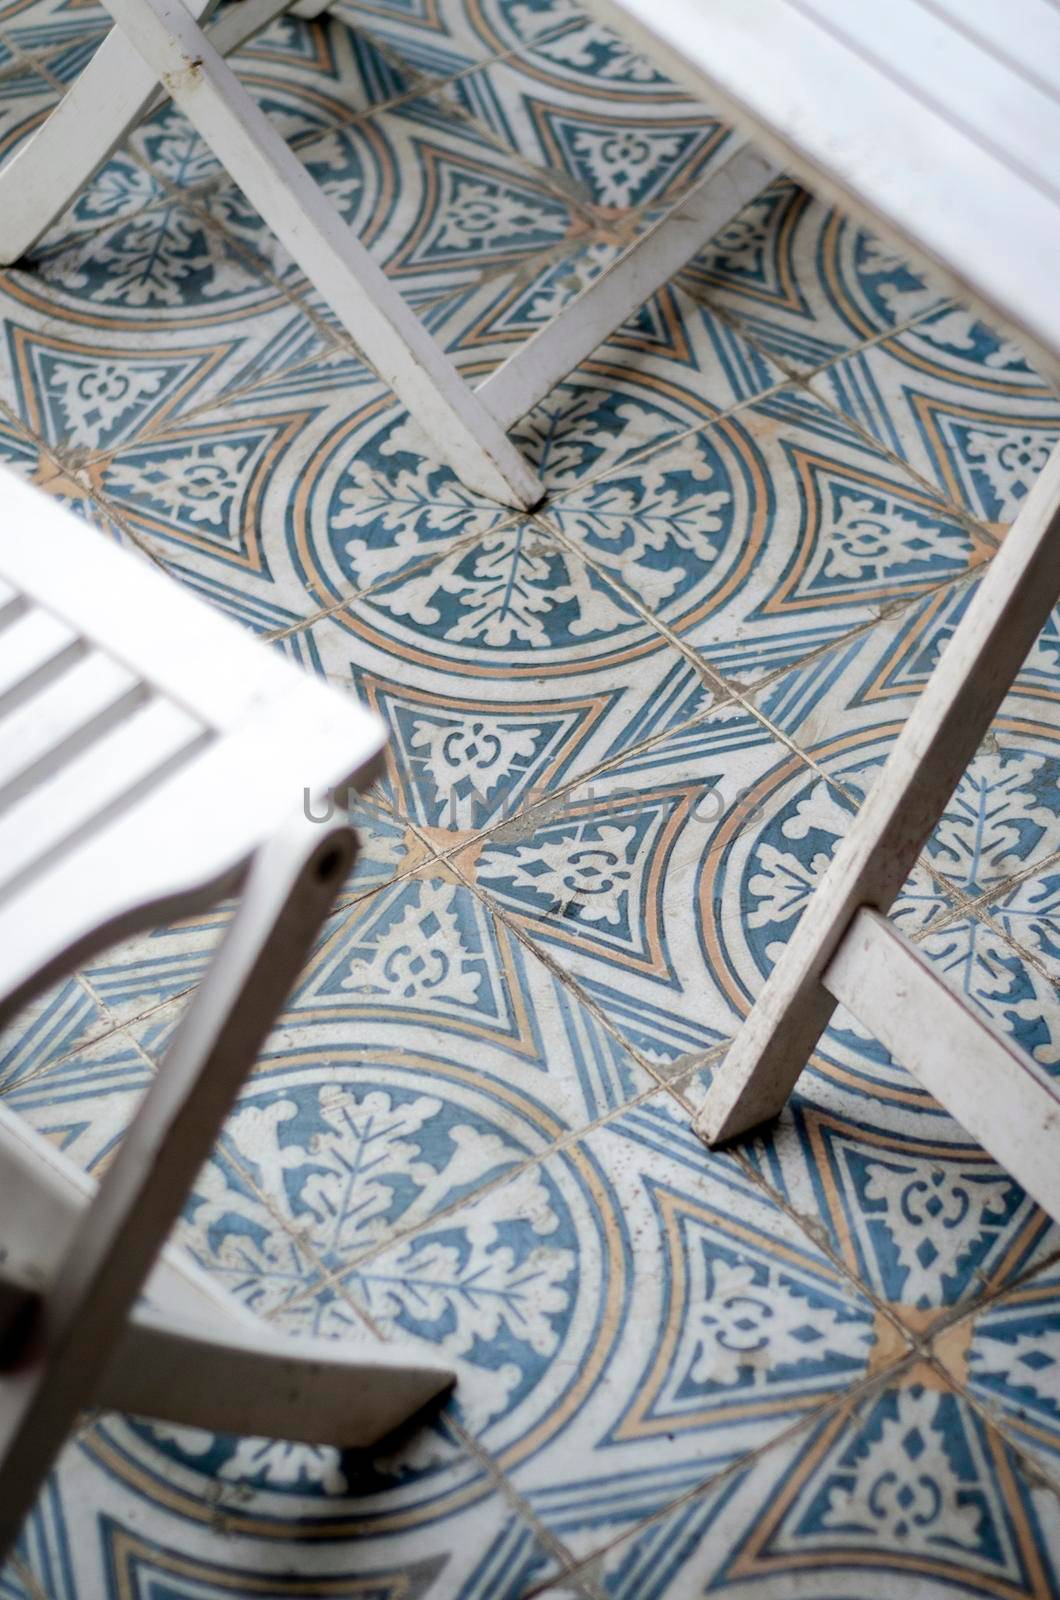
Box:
[0,297,310,458]
[810,305,1060,524]
[2,194,288,334]
[679,175,952,375]
[757,578,1060,881]
[460,701,798,1065]
[304,1095,891,1554]
[726,1072,1059,1328]
[205,87,589,309]
[548,384,989,688]
[432,50,732,214]
[582,1363,1060,1599]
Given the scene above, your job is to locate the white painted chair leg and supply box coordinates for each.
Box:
[696,442,1060,1144]
[476,142,776,430]
[823,909,1060,1222]
[0,1104,453,1448]
[0,816,353,1556]
[100,1306,452,1445]
[0,0,293,264]
[92,0,543,508]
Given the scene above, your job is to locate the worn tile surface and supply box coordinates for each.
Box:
[1,0,1059,1594]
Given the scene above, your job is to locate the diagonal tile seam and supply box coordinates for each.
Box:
[0,392,186,575]
[246,1071,924,1572]
[694,287,1028,553]
[65,222,595,466]
[662,1058,1059,1335]
[535,507,998,920]
[531,1353,928,1600]
[259,1074,671,1332]
[917,1342,1060,1507]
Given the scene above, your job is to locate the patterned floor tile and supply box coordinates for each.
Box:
[953,1261,1060,1494]
[578,1361,1060,1599]
[300,528,717,855]
[0,973,111,1094]
[747,579,1060,1076]
[810,304,1060,525]
[1,1022,155,1179]
[710,1064,1060,1330]
[128,13,418,192]
[429,37,732,216]
[92,371,419,631]
[456,701,807,1067]
[200,87,592,313]
[13,1422,563,1599]
[679,175,952,375]
[0,0,109,68]
[1,0,1058,1588]
[0,286,316,463]
[308,1093,894,1556]
[546,383,989,689]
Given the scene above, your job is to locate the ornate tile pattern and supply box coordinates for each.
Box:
[0,0,1058,1594]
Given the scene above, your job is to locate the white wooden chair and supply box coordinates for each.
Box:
[585,0,1060,1220]
[0,466,454,1558]
[0,0,774,509]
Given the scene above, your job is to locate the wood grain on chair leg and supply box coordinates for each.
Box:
[696,442,1060,1146]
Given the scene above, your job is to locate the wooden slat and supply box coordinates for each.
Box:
[0,469,378,741]
[102,1307,452,1446]
[790,0,1060,203]
[94,0,543,508]
[0,677,383,1016]
[585,0,1060,377]
[0,609,80,715]
[915,0,1060,100]
[0,697,210,902]
[824,910,1060,1222]
[0,819,353,1551]
[476,142,776,430]
[0,652,142,807]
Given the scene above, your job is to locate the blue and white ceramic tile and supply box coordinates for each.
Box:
[956,1259,1060,1493]
[578,1362,1060,1599]
[9,1422,564,1599]
[563,384,992,689]
[810,305,1060,525]
[2,0,1059,1590]
[680,174,953,375]
[309,1094,893,1552]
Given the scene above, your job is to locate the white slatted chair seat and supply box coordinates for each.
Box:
[0,468,453,1556]
[0,471,377,1017]
[581,0,1060,1219]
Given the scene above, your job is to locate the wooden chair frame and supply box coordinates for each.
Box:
[0,0,774,508]
[580,0,1060,1225]
[0,468,453,1558]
